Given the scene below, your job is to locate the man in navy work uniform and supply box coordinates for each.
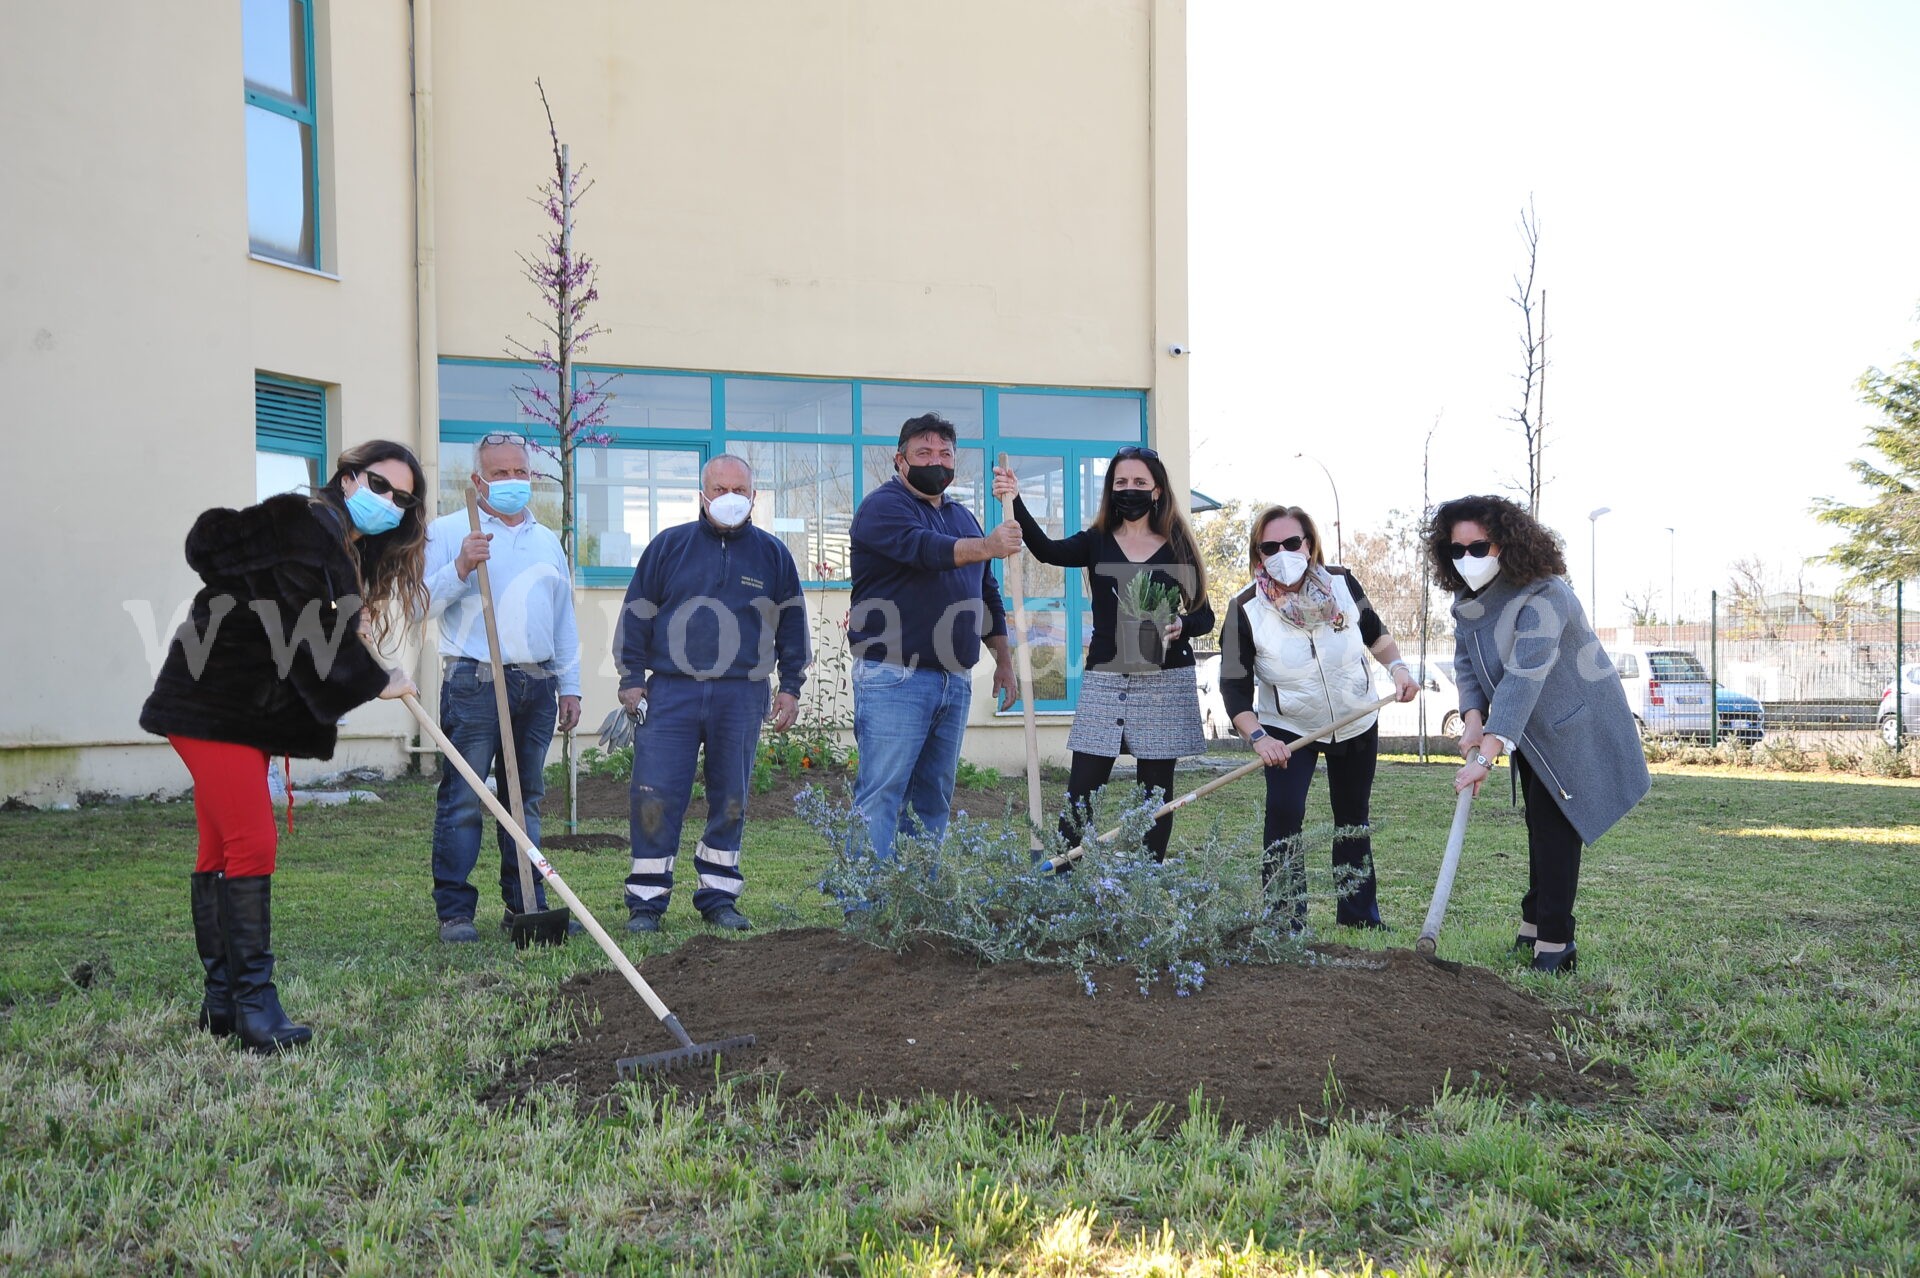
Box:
[423,432,582,943]
[847,414,1022,859]
[614,454,809,932]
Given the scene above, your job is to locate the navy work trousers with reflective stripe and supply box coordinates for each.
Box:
[623,674,770,919]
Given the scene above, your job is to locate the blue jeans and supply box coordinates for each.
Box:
[431,659,557,921]
[850,658,974,859]
[623,675,769,918]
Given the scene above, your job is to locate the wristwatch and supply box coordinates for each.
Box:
[1248,728,1268,743]
[1470,750,1495,768]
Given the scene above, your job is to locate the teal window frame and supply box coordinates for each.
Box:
[254,373,327,479]
[438,357,1148,711]
[244,0,321,269]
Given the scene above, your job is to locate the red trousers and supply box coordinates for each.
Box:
[170,736,278,877]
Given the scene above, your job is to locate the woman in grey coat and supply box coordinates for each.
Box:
[1426,495,1650,973]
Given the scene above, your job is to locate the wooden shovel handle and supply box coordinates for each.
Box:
[1046,693,1397,870]
[999,453,1044,851]
[466,490,538,912]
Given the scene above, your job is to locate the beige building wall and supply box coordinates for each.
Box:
[0,1,421,802]
[429,0,1188,773]
[0,0,1187,801]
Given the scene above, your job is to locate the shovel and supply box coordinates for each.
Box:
[466,490,571,948]
[378,640,756,1076]
[1415,784,1476,968]
[1045,694,1396,871]
[999,454,1046,855]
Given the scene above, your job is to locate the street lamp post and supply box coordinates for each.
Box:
[1666,526,1677,644]
[1293,452,1343,562]
[1588,507,1611,626]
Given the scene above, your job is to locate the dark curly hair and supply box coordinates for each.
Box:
[1425,494,1568,592]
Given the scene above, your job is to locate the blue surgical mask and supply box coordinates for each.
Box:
[485,479,532,515]
[345,484,403,535]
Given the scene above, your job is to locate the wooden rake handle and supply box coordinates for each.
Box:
[364,637,680,1028]
[1046,693,1397,870]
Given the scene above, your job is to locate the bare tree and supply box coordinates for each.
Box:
[1725,556,1781,639]
[1506,197,1548,513]
[1621,583,1661,628]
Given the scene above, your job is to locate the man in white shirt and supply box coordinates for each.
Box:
[423,432,582,943]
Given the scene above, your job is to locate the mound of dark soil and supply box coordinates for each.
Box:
[499,928,1623,1129]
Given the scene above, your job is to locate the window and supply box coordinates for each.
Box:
[255,375,325,500]
[736,441,855,582]
[437,361,1148,709]
[244,0,319,267]
[575,445,704,575]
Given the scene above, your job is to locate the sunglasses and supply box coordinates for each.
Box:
[1114,445,1160,462]
[480,431,528,447]
[1259,536,1306,555]
[360,470,420,510]
[1448,540,1494,560]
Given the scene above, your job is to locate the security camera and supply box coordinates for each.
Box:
[1167,343,1189,357]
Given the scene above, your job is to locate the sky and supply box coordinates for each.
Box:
[1187,0,1920,628]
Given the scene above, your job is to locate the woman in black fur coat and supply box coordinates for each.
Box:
[140,439,429,1052]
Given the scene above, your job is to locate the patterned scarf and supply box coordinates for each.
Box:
[1255,564,1347,632]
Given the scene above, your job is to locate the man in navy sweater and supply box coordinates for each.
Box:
[613,454,810,932]
[847,414,1022,860]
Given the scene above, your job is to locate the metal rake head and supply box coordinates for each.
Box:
[616,1034,758,1080]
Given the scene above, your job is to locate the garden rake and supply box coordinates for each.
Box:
[1044,694,1396,871]
[373,640,756,1076]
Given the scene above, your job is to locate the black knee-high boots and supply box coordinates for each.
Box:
[215,874,311,1054]
[189,871,234,1037]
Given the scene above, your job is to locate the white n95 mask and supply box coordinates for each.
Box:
[1265,550,1309,586]
[1458,554,1500,590]
[707,494,752,528]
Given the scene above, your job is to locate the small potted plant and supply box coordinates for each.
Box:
[1119,571,1182,666]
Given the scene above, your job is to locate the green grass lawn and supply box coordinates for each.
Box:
[1,760,1915,1276]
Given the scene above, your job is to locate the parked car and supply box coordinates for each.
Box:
[1877,663,1920,746]
[1714,685,1765,746]
[1374,657,1463,739]
[1606,646,1715,738]
[1195,653,1231,739]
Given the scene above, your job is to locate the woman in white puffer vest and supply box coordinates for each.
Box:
[1219,504,1419,933]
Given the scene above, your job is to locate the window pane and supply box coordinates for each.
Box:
[1008,455,1068,597]
[435,440,565,524]
[724,378,852,434]
[1080,455,1110,528]
[863,446,984,528]
[246,107,314,264]
[860,384,984,438]
[734,442,854,582]
[594,372,712,431]
[999,392,1143,441]
[440,363,545,425]
[242,0,307,107]
[256,450,315,501]
[576,446,703,571]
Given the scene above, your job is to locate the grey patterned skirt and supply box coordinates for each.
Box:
[1067,667,1208,760]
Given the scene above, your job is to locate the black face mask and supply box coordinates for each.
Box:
[904,463,955,495]
[1111,489,1156,522]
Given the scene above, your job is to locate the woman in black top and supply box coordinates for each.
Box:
[140,440,427,1052]
[991,446,1212,860]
